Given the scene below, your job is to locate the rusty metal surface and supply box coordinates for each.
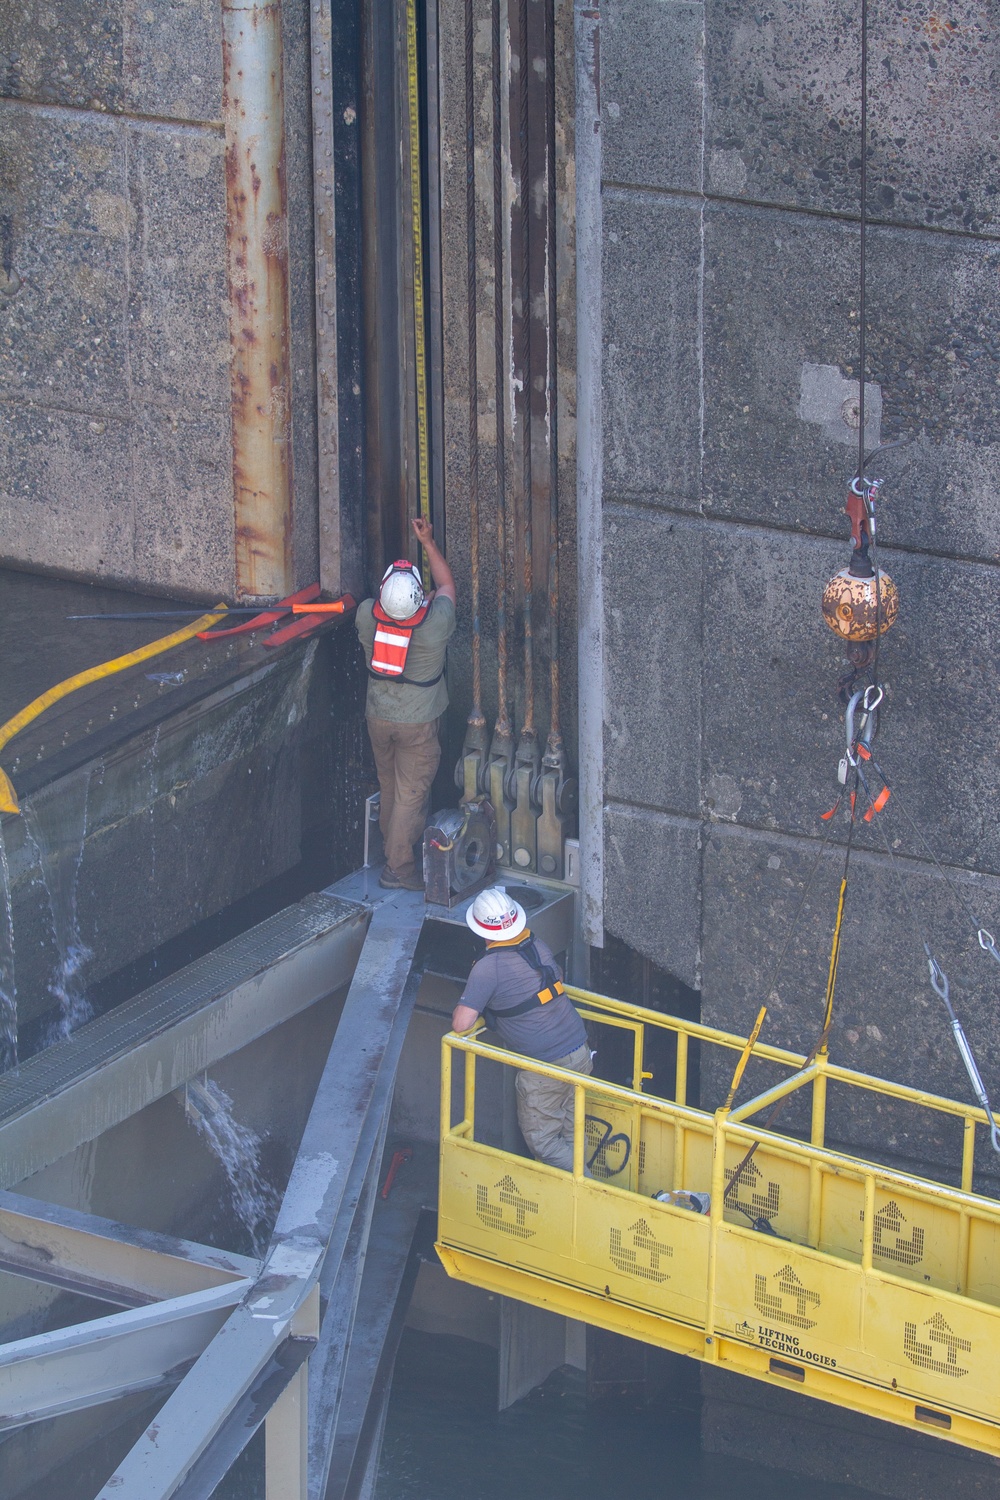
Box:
[310,0,342,596]
[222,0,294,600]
[465,0,483,727]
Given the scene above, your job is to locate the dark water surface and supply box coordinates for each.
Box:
[376,1330,872,1500]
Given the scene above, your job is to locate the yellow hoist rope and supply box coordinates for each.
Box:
[0,608,227,815]
[405,0,432,593]
[821,874,849,1046]
[721,1004,768,1114]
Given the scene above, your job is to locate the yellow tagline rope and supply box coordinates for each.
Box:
[0,608,227,814]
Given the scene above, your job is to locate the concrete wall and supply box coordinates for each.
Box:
[598,0,1000,1138]
[593,1,1000,1486]
[0,0,319,599]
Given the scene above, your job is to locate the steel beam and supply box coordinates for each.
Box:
[96,890,427,1500]
[222,0,295,598]
[0,893,366,1189]
[0,1191,256,1308]
[574,0,604,948]
[0,1281,252,1431]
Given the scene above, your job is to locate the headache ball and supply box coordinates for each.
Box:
[821,568,899,643]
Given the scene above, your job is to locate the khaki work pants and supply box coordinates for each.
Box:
[367,716,441,877]
[515,1042,593,1171]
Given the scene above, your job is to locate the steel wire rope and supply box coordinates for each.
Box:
[516,0,536,742]
[464,0,484,735]
[543,0,562,761]
[492,0,512,743]
[853,760,1000,1156]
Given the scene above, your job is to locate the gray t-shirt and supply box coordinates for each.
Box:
[459,933,586,1062]
[355,595,455,723]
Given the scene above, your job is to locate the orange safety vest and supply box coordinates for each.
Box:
[369,600,443,686]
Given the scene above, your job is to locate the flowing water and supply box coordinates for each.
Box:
[185,1077,279,1257]
[0,825,17,1071]
[22,768,95,1042]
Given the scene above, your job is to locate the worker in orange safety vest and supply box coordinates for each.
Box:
[354,516,457,890]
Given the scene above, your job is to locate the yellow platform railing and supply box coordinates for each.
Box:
[437,986,1000,1456]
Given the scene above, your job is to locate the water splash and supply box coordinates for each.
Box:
[185,1077,277,1256]
[22,768,95,1042]
[0,824,17,1071]
[147,726,161,947]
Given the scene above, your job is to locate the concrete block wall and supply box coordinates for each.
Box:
[0,0,318,599]
[598,0,1000,1169]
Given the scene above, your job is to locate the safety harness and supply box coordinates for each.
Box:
[482,933,565,1029]
[368,598,443,686]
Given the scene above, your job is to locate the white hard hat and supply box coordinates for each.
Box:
[466,886,526,941]
[379,560,426,621]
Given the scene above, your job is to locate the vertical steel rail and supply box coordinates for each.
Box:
[574,0,604,940]
[425,0,447,540]
[466,0,482,726]
[222,0,295,599]
[459,0,489,800]
[405,0,432,590]
[544,0,562,763]
[509,0,542,872]
[516,0,535,745]
[488,0,516,860]
[492,0,510,736]
[310,0,342,597]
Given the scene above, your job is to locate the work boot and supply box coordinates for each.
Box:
[379,865,424,892]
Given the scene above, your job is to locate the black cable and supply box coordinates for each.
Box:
[858,0,868,487]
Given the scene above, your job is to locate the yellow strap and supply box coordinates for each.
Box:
[0,608,227,814]
[721,1004,768,1114]
[821,875,849,1046]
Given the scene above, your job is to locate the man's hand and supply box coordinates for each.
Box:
[413,514,456,604]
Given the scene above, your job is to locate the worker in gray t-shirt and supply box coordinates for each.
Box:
[452,887,592,1172]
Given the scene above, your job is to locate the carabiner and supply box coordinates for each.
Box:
[844,685,881,765]
[978,929,1000,967]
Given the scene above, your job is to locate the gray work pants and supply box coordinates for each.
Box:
[515,1042,593,1171]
